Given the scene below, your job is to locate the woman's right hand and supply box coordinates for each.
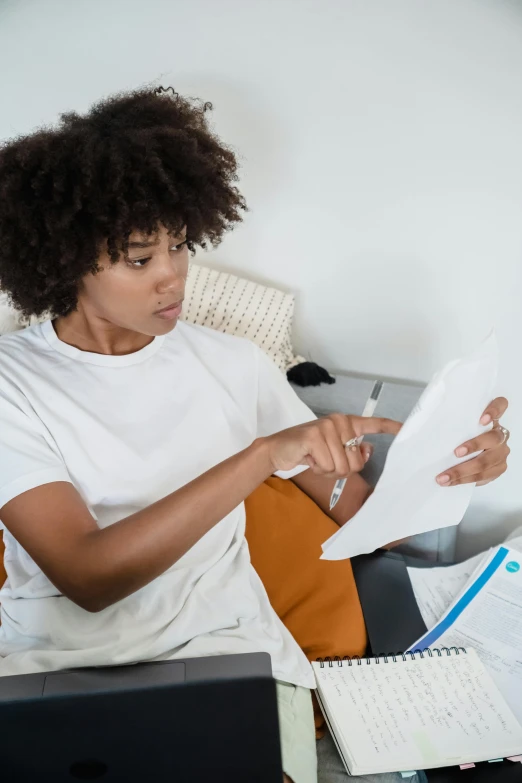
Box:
[261,414,402,478]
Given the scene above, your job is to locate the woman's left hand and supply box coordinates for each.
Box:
[436,397,510,487]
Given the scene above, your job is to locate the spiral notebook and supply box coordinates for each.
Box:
[313,647,522,776]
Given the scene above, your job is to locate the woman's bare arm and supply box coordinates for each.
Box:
[290,470,371,526]
[1,414,400,612]
[1,440,274,612]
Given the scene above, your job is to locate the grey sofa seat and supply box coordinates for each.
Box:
[291,372,457,563]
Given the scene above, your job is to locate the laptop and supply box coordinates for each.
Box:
[0,652,283,782]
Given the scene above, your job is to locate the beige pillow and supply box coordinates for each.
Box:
[0,293,44,335]
[0,293,24,335]
[181,263,305,373]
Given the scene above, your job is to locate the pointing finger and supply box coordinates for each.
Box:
[351,416,403,438]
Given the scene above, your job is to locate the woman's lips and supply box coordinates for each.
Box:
[154,301,183,320]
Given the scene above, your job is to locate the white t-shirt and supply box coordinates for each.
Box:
[0,319,316,685]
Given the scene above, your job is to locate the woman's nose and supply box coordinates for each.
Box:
[155,257,187,295]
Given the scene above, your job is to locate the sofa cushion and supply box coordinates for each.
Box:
[245,476,367,662]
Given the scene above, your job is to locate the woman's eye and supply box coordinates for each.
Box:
[170,240,188,253]
[128,257,151,268]
[126,241,187,268]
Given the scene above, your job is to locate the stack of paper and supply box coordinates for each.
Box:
[408,539,522,726]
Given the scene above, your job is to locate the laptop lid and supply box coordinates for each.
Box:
[0,654,283,782]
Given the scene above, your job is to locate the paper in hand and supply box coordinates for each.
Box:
[321,333,499,560]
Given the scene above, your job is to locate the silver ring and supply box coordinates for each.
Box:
[344,437,359,450]
[497,425,510,445]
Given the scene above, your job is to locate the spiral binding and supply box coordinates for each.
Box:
[317,647,467,668]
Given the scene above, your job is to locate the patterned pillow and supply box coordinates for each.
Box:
[0,293,24,335]
[181,263,334,386]
[0,293,43,335]
[181,263,305,373]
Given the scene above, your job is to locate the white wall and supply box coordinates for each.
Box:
[1,0,521,556]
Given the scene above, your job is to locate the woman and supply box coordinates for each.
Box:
[0,87,510,783]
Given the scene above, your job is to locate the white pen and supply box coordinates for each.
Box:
[329,380,384,510]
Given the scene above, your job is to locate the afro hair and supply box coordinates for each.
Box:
[0,85,247,318]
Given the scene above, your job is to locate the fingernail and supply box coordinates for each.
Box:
[437,474,450,485]
[455,446,468,458]
[364,450,371,463]
[481,414,492,425]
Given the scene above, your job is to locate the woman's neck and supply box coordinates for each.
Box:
[54,308,154,357]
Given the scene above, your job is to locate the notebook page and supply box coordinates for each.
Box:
[312,650,522,776]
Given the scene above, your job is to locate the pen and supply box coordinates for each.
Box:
[329,380,384,510]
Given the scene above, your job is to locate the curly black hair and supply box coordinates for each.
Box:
[0,86,247,318]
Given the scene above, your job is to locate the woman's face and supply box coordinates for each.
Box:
[78,224,189,337]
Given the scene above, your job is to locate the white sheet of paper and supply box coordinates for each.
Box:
[408,545,522,726]
[321,334,498,560]
[407,553,488,628]
[408,536,522,629]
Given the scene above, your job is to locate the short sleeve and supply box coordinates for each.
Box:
[0,387,71,513]
[255,346,316,480]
